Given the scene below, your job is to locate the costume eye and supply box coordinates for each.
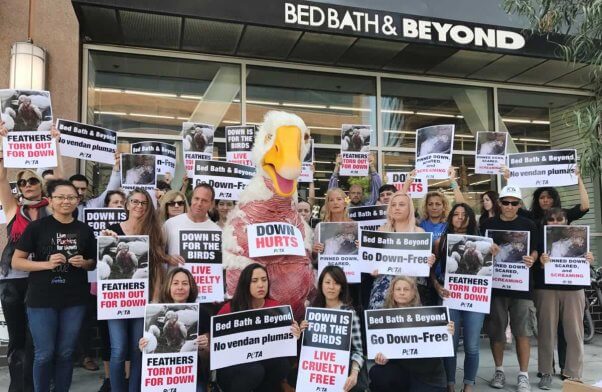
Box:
[265,134,272,143]
[304,132,310,141]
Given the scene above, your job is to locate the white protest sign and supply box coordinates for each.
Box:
[247,222,306,257]
[141,303,199,392]
[475,132,507,175]
[415,124,454,180]
[180,230,224,302]
[299,139,314,183]
[84,208,128,238]
[0,89,52,132]
[210,306,296,370]
[486,230,530,292]
[340,124,371,176]
[3,131,57,168]
[318,222,360,284]
[120,153,157,192]
[132,141,176,178]
[97,235,149,319]
[193,160,254,201]
[296,308,353,392]
[507,149,577,188]
[364,306,453,359]
[56,119,117,165]
[385,172,427,199]
[544,225,590,286]
[183,122,214,177]
[360,231,432,276]
[443,234,494,314]
[226,125,255,167]
[348,205,387,232]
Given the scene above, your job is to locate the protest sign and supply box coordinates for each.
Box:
[360,231,432,276]
[296,308,353,392]
[193,160,254,201]
[141,303,199,392]
[385,172,427,199]
[443,234,494,314]
[544,225,590,286]
[180,230,224,302]
[486,230,530,292]
[415,125,454,180]
[318,222,360,283]
[210,305,296,370]
[475,132,507,175]
[121,153,157,192]
[364,306,453,359]
[0,205,5,225]
[183,122,214,177]
[340,124,371,176]
[225,125,255,167]
[84,208,127,238]
[299,139,314,183]
[3,131,57,168]
[507,149,577,188]
[132,141,177,179]
[0,89,52,132]
[97,235,149,319]
[348,205,387,231]
[56,119,117,165]
[247,222,306,257]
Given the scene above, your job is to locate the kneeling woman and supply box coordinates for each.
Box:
[369,276,454,392]
[217,263,302,392]
[12,180,97,392]
[139,268,211,392]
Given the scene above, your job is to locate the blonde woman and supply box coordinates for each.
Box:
[158,190,189,222]
[312,187,352,257]
[368,191,435,309]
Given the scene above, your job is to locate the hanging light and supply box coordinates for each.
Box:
[9,41,46,90]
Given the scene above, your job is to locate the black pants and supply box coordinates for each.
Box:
[369,361,446,392]
[0,278,34,392]
[217,358,290,392]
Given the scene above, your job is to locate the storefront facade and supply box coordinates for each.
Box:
[72,0,600,249]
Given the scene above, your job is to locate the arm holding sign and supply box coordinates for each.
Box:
[86,153,122,209]
[448,166,465,204]
[401,169,416,194]
[308,164,316,207]
[327,154,342,190]
[50,126,65,180]
[0,146,18,221]
[576,168,590,213]
[366,153,383,206]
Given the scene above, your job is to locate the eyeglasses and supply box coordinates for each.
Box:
[500,200,520,207]
[17,178,40,187]
[129,199,149,207]
[166,200,185,207]
[51,195,79,203]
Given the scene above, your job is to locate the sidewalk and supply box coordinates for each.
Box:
[1,337,601,391]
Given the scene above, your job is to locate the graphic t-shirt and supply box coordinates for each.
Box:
[16,215,96,308]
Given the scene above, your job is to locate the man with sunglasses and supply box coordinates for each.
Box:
[481,185,539,392]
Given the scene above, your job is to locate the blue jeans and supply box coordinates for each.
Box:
[444,309,485,386]
[108,318,144,392]
[27,305,86,392]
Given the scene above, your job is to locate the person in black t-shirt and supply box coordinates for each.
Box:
[480,186,538,392]
[12,180,96,392]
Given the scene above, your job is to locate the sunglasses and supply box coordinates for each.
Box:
[500,200,520,206]
[547,217,566,223]
[166,200,185,207]
[17,177,41,187]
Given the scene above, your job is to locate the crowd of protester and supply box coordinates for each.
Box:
[0,120,595,392]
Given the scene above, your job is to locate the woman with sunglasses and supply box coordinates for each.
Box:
[158,190,189,222]
[12,179,96,392]
[0,121,61,392]
[102,188,169,392]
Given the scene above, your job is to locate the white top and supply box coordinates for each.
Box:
[163,213,222,256]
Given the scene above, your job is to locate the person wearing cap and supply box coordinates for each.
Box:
[480,185,539,392]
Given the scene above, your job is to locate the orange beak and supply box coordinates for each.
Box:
[262,125,302,197]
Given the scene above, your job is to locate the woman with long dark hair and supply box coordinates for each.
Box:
[216,263,302,392]
[478,190,500,233]
[102,188,168,392]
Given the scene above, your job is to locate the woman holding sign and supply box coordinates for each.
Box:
[102,188,168,392]
[139,267,211,391]
[369,192,435,309]
[216,263,303,392]
[431,203,492,392]
[369,276,454,392]
[533,208,594,388]
[304,265,365,391]
[12,179,96,392]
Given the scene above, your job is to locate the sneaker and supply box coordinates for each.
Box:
[99,378,111,392]
[490,370,506,389]
[517,375,531,392]
[538,374,552,390]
